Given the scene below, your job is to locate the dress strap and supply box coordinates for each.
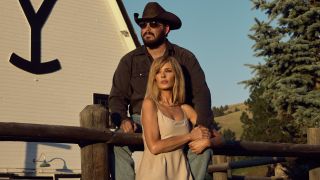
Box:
[154,100,161,111]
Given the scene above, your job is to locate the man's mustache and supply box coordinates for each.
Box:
[143,31,155,37]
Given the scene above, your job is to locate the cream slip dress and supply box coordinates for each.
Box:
[136,106,193,180]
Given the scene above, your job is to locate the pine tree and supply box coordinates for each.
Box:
[245,0,320,143]
[240,86,291,142]
[222,129,236,141]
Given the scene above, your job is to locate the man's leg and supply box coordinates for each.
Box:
[110,127,135,180]
[110,145,135,180]
[110,115,141,180]
[187,148,213,180]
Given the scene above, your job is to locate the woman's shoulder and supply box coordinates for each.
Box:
[141,98,158,123]
[142,97,157,110]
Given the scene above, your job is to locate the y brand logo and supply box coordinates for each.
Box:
[10,0,61,74]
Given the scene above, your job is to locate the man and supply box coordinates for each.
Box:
[109,2,215,180]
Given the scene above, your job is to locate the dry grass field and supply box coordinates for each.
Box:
[214,103,249,139]
[214,103,270,176]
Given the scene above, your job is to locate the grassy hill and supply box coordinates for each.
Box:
[214,103,249,140]
[214,103,270,176]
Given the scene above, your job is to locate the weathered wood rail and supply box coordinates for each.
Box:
[1,122,320,157]
[0,105,320,179]
[0,122,142,145]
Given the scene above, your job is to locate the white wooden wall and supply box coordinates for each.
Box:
[0,0,136,175]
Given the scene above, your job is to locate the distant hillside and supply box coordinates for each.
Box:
[214,103,249,140]
[214,104,269,176]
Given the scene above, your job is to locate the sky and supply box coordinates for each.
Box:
[122,1,265,107]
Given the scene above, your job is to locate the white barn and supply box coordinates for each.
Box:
[0,0,139,178]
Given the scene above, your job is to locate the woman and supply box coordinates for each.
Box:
[136,56,211,180]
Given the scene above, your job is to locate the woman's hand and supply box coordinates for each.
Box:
[190,126,210,141]
[188,139,211,154]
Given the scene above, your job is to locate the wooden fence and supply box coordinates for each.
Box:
[0,104,320,179]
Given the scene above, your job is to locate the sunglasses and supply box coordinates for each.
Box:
[138,21,163,29]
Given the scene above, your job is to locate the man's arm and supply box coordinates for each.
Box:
[180,51,213,128]
[109,56,132,129]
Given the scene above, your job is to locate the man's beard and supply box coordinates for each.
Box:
[142,30,166,49]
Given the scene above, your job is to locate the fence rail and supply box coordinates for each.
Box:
[0,122,142,145]
[1,122,320,157]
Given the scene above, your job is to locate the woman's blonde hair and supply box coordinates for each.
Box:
[145,56,185,104]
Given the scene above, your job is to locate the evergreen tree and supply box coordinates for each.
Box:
[245,0,320,143]
[222,129,236,141]
[240,86,291,142]
[212,106,225,117]
[212,105,230,117]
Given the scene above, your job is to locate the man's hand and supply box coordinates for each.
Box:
[189,139,211,154]
[120,119,137,133]
[211,129,225,147]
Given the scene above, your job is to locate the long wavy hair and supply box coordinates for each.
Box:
[145,56,185,104]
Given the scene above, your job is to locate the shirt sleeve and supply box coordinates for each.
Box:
[180,51,214,129]
[109,55,132,127]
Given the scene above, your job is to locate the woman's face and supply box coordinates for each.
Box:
[155,62,175,90]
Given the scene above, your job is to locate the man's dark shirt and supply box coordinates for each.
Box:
[109,41,213,128]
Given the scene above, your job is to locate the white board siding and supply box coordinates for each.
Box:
[0,0,136,174]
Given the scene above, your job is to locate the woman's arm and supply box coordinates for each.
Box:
[142,98,208,155]
[189,129,225,154]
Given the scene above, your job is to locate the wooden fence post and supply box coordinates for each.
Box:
[80,105,109,180]
[308,128,320,180]
[212,155,228,180]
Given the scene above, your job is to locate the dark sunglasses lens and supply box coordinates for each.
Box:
[139,21,161,28]
[149,21,160,28]
[138,22,147,28]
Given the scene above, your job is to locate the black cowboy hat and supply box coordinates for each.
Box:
[134,2,182,30]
